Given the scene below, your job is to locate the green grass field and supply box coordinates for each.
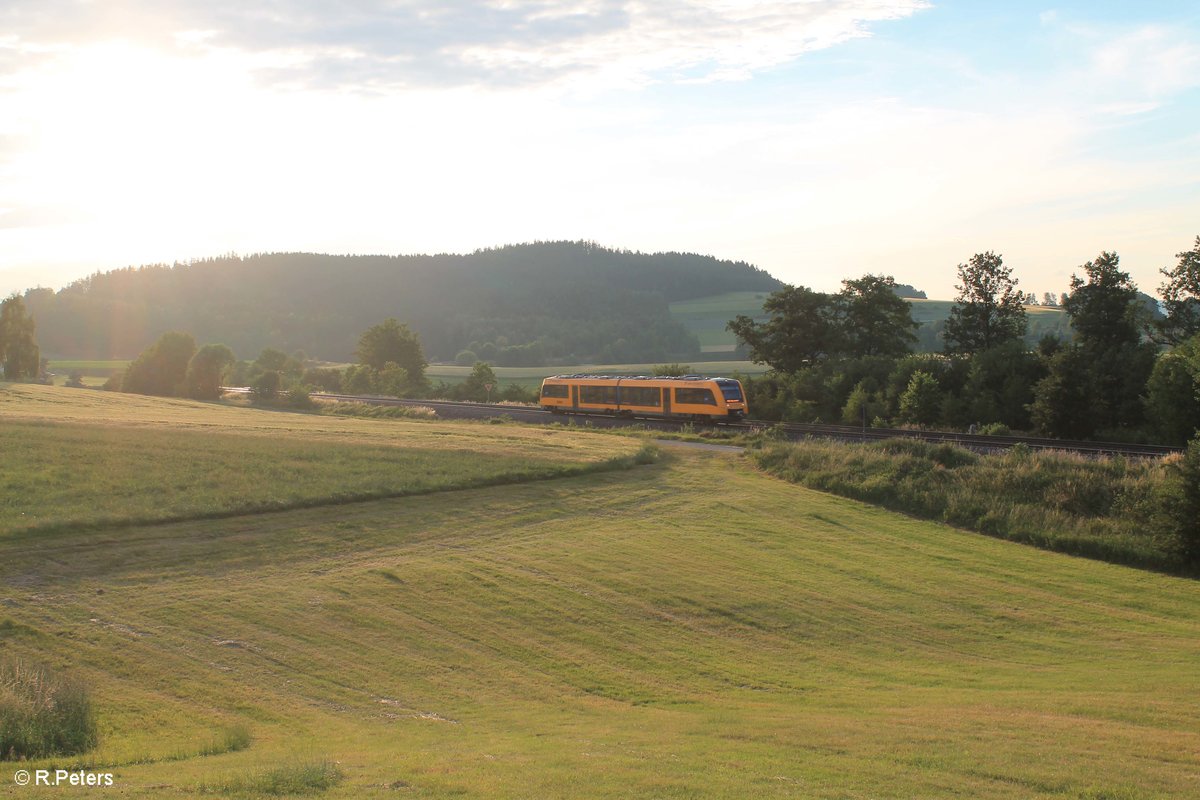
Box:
[669,291,771,351]
[1,385,1197,798]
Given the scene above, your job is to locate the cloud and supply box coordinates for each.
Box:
[0,0,930,89]
[1089,24,1200,100]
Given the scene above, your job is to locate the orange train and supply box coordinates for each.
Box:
[539,374,747,422]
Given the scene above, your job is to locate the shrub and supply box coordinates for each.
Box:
[251,370,282,402]
[1168,437,1200,564]
[0,656,98,759]
[287,385,315,410]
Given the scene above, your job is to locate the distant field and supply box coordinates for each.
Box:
[669,291,770,352]
[1,385,1197,798]
[46,359,129,375]
[40,361,768,391]
[426,360,769,388]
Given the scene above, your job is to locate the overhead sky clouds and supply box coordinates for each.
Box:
[0,1,1197,298]
[2,0,930,88]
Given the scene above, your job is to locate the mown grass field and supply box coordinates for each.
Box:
[1,385,1198,798]
[0,383,642,537]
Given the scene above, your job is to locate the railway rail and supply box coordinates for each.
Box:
[225,389,1183,458]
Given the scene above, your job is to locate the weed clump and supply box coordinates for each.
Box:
[0,656,98,759]
[196,759,343,796]
[197,725,252,757]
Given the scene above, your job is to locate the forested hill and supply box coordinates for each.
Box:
[24,242,782,364]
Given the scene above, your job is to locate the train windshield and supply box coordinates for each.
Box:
[717,381,743,401]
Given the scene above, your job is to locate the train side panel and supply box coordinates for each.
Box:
[539,376,747,420]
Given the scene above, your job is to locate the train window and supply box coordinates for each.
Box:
[716,381,743,401]
[580,385,618,404]
[541,384,570,398]
[621,386,661,407]
[675,387,718,406]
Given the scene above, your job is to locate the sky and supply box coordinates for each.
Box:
[0,0,1197,300]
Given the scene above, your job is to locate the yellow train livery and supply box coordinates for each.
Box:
[539,374,747,422]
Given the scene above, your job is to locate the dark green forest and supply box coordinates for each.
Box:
[22,242,781,365]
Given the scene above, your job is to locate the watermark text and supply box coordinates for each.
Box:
[14,769,114,787]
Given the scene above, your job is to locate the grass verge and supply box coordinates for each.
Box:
[751,437,1186,571]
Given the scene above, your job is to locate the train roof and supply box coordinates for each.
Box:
[544,374,739,382]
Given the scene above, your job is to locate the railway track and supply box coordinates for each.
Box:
[228,389,1182,458]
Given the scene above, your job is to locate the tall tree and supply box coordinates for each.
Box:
[184,343,237,400]
[836,274,918,358]
[0,295,40,380]
[122,331,196,396]
[942,252,1027,355]
[1156,235,1200,346]
[727,285,841,372]
[356,318,427,385]
[1034,251,1155,437]
[1062,251,1141,351]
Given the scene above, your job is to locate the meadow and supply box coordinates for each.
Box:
[0,383,644,537]
[1,385,1197,798]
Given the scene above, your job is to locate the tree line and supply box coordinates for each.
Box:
[95,317,534,406]
[730,237,1200,446]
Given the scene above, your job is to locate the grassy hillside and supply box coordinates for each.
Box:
[1,387,1197,798]
[668,291,773,353]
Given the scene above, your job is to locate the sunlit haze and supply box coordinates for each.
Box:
[1,0,1197,299]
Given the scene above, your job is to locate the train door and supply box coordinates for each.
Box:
[662,387,671,416]
[571,385,578,409]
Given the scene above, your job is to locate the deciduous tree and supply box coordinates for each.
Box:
[356,318,427,385]
[0,294,40,381]
[943,252,1027,355]
[184,343,237,400]
[727,285,841,372]
[1156,235,1200,346]
[837,274,918,359]
[1062,251,1141,351]
[122,331,196,397]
